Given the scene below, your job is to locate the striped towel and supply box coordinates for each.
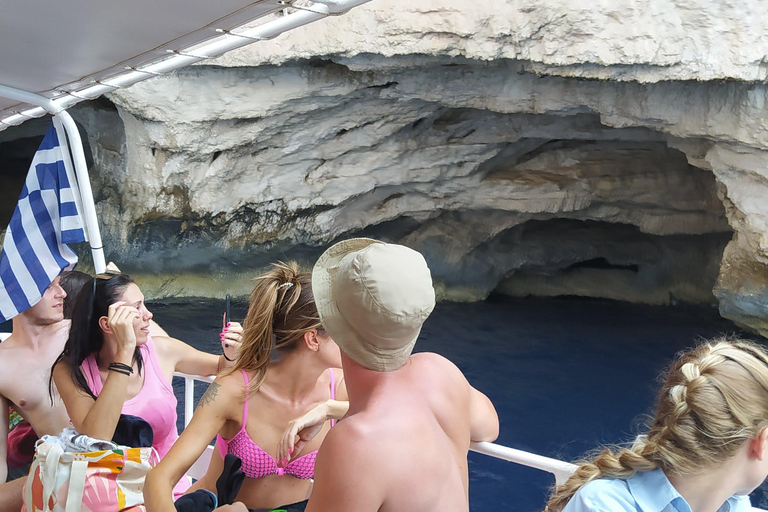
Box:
[0,123,85,323]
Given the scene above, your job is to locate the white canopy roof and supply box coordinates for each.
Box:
[0,0,369,130]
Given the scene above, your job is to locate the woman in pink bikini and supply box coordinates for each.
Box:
[52,272,237,498]
[144,262,347,512]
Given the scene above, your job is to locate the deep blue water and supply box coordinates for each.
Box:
[144,296,766,511]
[4,296,764,510]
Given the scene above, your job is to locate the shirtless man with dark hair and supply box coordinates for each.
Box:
[0,276,71,508]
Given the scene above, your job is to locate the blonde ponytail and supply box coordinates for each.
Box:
[224,261,321,395]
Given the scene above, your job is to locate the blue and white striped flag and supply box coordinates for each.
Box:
[0,124,86,323]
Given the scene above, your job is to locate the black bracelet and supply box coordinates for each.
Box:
[108,362,134,375]
[222,352,235,362]
[110,361,133,372]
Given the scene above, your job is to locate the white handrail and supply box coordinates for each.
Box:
[172,373,579,483]
[470,441,577,486]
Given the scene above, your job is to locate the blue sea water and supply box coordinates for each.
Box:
[146,295,766,511]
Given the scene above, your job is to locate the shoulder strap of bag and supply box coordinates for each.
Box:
[42,444,64,512]
[65,459,89,512]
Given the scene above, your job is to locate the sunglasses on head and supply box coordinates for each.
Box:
[87,271,123,326]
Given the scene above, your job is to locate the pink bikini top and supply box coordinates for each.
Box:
[216,368,336,480]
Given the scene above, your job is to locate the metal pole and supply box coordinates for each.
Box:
[54,111,106,273]
[185,376,194,427]
[0,84,106,273]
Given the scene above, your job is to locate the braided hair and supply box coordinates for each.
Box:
[545,337,768,511]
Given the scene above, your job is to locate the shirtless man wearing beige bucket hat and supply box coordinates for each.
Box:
[283,238,499,512]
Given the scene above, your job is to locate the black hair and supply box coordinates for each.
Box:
[59,270,91,319]
[49,273,144,401]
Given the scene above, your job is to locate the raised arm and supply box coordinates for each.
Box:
[276,369,348,464]
[53,358,126,441]
[154,321,242,378]
[54,302,140,440]
[277,398,349,465]
[145,375,237,511]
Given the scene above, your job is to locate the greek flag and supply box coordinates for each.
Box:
[0,124,86,323]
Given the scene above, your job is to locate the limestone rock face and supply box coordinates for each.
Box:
[211,0,768,84]
[5,0,767,333]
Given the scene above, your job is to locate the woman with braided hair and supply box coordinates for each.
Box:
[546,337,768,512]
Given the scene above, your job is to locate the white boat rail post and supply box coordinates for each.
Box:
[174,372,214,427]
[0,85,106,273]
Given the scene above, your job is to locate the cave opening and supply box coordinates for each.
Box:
[460,119,734,305]
[486,218,732,305]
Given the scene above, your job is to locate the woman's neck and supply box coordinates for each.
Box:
[665,457,744,512]
[95,335,131,370]
[264,350,326,402]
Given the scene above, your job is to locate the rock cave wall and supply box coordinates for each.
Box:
[3,0,768,335]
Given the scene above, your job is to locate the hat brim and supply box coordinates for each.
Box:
[313,238,418,372]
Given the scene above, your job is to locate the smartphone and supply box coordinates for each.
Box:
[223,294,232,349]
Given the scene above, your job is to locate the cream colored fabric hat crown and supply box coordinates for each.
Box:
[312,238,436,372]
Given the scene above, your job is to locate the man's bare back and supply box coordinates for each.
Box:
[0,276,71,481]
[302,239,498,512]
[307,352,498,512]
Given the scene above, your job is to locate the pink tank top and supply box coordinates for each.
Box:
[81,335,191,496]
[215,368,336,480]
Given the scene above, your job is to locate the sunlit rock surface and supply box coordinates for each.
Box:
[3,0,768,334]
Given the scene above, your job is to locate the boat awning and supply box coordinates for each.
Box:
[0,0,370,130]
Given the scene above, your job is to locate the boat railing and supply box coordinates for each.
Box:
[173,372,768,511]
[172,372,581,485]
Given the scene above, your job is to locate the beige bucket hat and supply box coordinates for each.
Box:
[312,238,436,372]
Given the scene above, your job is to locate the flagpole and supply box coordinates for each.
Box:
[0,84,106,273]
[54,112,106,274]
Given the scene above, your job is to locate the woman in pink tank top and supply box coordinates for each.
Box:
[52,272,237,499]
[145,262,349,512]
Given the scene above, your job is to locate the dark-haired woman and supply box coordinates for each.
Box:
[52,272,237,497]
[144,262,347,512]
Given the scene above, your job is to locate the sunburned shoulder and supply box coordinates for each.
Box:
[565,477,636,511]
[409,352,460,372]
[409,352,467,387]
[206,370,244,398]
[321,418,382,459]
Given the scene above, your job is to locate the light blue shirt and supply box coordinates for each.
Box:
[561,468,752,512]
